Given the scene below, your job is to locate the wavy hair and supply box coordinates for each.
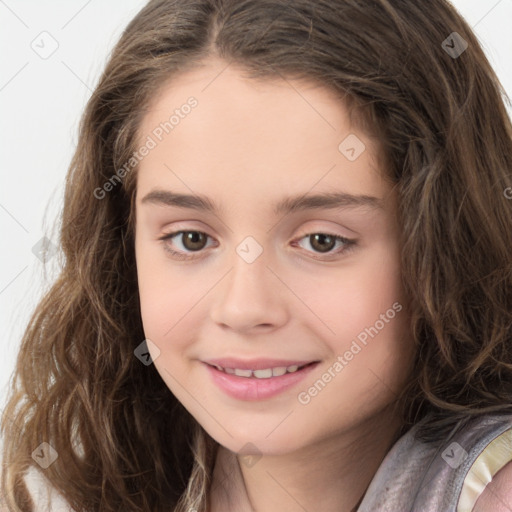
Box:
[2,0,512,510]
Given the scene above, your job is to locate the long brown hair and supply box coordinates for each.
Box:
[2,0,512,510]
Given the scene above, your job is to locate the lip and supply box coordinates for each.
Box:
[203,359,320,401]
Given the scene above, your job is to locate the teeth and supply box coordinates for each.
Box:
[213,363,309,378]
[272,366,287,377]
[234,368,252,378]
[253,368,273,379]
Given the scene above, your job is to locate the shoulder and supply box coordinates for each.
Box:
[471,459,512,512]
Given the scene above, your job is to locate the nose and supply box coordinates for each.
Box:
[209,244,289,333]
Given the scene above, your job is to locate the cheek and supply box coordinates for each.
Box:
[292,240,405,343]
[135,258,195,388]
[291,239,413,398]
[135,242,215,364]
[136,244,167,335]
[135,242,183,347]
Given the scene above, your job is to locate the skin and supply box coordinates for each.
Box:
[134,56,416,512]
[473,461,512,511]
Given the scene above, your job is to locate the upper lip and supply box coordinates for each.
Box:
[203,358,319,370]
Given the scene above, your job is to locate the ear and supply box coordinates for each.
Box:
[471,460,512,512]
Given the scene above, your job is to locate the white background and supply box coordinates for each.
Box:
[1,0,511,413]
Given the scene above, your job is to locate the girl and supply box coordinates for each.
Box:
[2,0,512,511]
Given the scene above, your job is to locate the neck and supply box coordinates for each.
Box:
[209,404,403,512]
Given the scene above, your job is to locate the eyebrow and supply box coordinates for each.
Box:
[140,189,384,215]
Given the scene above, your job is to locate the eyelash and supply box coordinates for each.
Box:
[158,230,357,261]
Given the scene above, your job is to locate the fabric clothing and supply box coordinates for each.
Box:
[12,412,512,511]
[357,412,512,512]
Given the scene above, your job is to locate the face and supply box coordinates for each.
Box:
[134,57,415,456]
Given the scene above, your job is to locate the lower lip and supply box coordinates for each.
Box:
[204,362,320,401]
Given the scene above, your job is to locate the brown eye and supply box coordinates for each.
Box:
[309,234,336,253]
[180,231,208,251]
[159,230,214,259]
[294,232,356,259]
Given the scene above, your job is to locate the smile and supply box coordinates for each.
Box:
[203,360,320,400]
[208,362,313,379]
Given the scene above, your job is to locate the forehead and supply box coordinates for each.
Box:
[135,58,392,207]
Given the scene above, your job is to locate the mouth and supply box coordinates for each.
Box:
[203,359,321,401]
[206,361,317,379]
